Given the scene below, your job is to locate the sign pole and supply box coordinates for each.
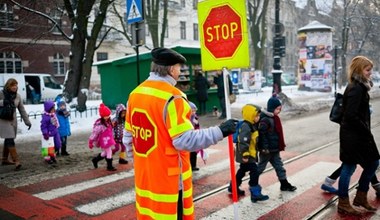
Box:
[223,67,239,220]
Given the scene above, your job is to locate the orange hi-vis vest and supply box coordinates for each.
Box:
[125,80,195,220]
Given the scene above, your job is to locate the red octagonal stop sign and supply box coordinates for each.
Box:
[203,4,242,59]
[131,111,157,155]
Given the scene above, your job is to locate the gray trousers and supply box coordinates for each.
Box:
[257,151,287,181]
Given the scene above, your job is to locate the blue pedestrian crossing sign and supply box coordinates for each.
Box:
[127,0,143,24]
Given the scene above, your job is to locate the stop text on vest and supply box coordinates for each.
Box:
[132,125,152,141]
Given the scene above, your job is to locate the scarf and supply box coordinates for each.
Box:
[273,114,286,151]
[45,112,60,128]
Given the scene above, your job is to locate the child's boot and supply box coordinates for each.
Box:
[321,176,338,194]
[92,153,104,168]
[250,185,269,203]
[280,179,297,191]
[106,158,117,171]
[372,183,380,197]
[118,152,128,164]
[50,156,57,164]
[61,144,70,156]
[227,181,245,196]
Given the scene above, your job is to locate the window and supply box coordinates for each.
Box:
[43,76,61,89]
[53,53,65,75]
[0,51,22,73]
[97,52,108,61]
[0,3,14,29]
[193,23,198,41]
[50,9,62,34]
[180,21,186,40]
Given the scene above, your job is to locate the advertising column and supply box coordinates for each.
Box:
[297,21,333,92]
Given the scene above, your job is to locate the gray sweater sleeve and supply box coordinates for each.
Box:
[172,126,224,151]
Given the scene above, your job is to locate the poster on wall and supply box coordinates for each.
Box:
[298,31,333,91]
[241,70,261,92]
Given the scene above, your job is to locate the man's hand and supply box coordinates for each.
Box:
[218,119,238,137]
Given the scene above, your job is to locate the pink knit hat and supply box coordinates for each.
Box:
[99,103,111,117]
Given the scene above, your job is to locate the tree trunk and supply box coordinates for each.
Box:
[64,28,86,103]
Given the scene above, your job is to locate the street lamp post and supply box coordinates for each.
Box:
[272,0,284,94]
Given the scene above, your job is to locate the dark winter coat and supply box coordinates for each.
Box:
[213,73,233,98]
[258,110,279,152]
[339,80,379,164]
[194,74,210,102]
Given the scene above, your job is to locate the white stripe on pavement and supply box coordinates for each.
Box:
[76,190,136,215]
[33,170,134,200]
[201,161,340,220]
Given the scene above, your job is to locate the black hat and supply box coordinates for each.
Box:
[151,48,187,66]
[267,94,282,113]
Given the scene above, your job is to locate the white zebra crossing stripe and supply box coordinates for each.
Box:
[201,161,339,220]
[76,190,136,215]
[33,170,134,200]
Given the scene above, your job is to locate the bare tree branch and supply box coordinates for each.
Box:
[10,0,72,41]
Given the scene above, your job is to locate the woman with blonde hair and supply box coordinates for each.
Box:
[0,78,31,171]
[337,56,379,215]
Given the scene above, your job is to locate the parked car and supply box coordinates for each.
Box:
[0,73,63,104]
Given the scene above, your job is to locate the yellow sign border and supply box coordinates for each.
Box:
[198,0,250,71]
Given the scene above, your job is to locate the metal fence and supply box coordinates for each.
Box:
[17,106,101,122]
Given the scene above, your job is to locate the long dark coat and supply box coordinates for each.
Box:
[194,74,210,102]
[339,81,380,164]
[213,73,233,98]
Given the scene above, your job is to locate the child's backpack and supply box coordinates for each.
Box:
[232,120,245,143]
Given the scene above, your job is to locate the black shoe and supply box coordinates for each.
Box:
[192,167,200,171]
[280,183,297,191]
[15,164,22,171]
[107,167,117,171]
[61,151,70,156]
[119,158,128,164]
[51,157,57,164]
[228,185,245,196]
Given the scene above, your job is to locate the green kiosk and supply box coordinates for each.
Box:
[95,46,221,111]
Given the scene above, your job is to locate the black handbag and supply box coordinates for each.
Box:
[329,93,343,124]
[0,100,15,120]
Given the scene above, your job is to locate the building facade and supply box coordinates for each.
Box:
[0,0,71,84]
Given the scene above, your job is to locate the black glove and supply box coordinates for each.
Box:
[218,119,238,137]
